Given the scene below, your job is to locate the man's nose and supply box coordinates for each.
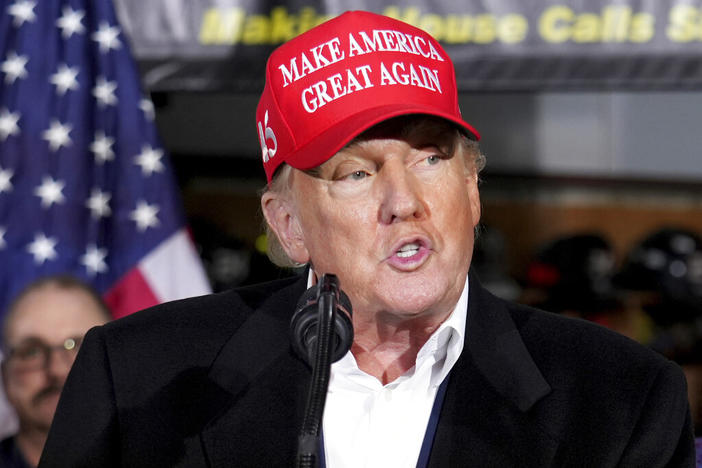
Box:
[44,348,74,380]
[378,164,426,224]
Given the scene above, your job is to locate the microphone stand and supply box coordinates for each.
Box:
[295,276,338,468]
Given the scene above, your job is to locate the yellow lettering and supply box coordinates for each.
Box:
[498,14,528,44]
[199,7,333,45]
[630,13,654,43]
[199,8,245,44]
[242,15,269,45]
[199,9,220,44]
[540,5,654,44]
[200,6,663,48]
[444,15,470,44]
[667,5,700,42]
[602,6,631,42]
[383,8,528,45]
[298,7,319,34]
[572,13,600,43]
[540,6,574,43]
[474,15,496,44]
[269,7,297,43]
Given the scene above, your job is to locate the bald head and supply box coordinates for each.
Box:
[2,275,111,347]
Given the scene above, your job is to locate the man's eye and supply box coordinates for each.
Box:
[344,170,369,181]
[426,155,442,165]
[15,345,43,360]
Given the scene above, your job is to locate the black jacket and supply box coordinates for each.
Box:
[40,273,694,467]
[0,436,31,468]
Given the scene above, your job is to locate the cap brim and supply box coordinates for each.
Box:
[283,104,480,172]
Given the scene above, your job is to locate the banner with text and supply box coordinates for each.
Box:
[114,0,702,92]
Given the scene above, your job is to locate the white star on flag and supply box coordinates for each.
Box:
[27,232,58,265]
[89,131,115,164]
[93,76,117,107]
[42,119,72,151]
[0,108,20,141]
[0,166,14,194]
[86,188,111,219]
[56,6,85,39]
[35,176,66,208]
[80,244,108,276]
[134,145,164,176]
[49,63,80,95]
[139,98,155,121]
[130,200,160,232]
[0,226,6,250]
[92,22,121,53]
[1,51,28,84]
[7,0,36,27]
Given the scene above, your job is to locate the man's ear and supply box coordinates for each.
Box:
[466,171,481,227]
[261,191,310,264]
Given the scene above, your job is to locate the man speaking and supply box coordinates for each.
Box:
[41,11,693,467]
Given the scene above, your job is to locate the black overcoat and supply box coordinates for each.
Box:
[39,273,694,467]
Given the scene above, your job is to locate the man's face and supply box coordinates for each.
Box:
[2,285,108,432]
[269,118,481,323]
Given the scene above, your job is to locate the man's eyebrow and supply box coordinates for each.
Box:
[303,166,322,178]
[11,335,45,344]
[9,334,83,348]
[4,336,43,351]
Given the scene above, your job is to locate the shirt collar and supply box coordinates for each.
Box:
[419,275,468,387]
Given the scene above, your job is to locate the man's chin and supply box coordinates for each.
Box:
[31,392,62,427]
[376,276,457,312]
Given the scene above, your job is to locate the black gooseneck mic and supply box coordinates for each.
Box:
[290,274,353,468]
[291,274,354,366]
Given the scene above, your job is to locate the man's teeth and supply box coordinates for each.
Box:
[397,243,420,258]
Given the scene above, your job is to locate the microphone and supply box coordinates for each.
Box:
[290,274,354,366]
[291,274,353,467]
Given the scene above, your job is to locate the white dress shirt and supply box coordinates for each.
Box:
[319,276,469,468]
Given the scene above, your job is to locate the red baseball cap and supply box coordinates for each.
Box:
[256,10,480,183]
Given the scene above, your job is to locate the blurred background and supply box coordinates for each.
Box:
[2,0,702,440]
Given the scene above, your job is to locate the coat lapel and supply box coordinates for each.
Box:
[429,273,557,467]
[200,275,312,467]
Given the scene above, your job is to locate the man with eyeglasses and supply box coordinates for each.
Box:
[0,275,110,468]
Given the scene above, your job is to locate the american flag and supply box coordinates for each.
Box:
[0,0,211,322]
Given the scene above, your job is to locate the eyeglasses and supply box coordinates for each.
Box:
[3,337,83,372]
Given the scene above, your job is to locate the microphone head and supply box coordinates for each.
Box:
[290,274,353,366]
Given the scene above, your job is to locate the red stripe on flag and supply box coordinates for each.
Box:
[104,267,160,319]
